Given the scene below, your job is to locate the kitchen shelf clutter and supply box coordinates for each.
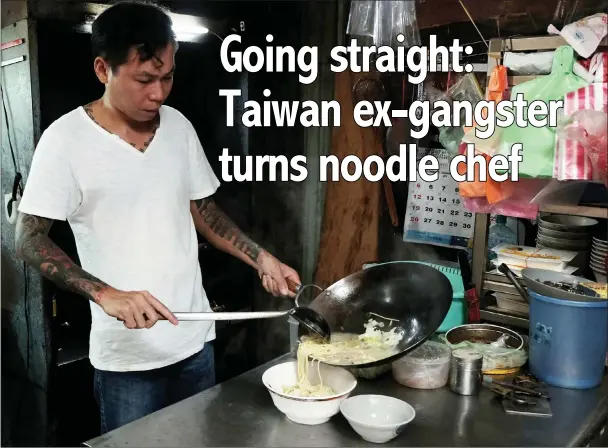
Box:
[463,24,608,329]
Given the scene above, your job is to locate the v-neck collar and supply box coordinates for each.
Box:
[79,105,163,157]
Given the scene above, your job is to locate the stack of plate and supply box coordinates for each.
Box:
[591,237,607,283]
[537,214,598,252]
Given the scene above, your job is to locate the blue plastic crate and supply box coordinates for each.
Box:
[362,261,466,333]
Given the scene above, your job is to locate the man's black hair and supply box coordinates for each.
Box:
[91,0,178,70]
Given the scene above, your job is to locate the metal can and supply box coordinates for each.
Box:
[449,348,483,396]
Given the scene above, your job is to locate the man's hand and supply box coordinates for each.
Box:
[256,251,301,297]
[190,199,301,297]
[96,287,179,329]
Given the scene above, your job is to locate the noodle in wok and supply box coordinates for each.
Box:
[282,318,404,397]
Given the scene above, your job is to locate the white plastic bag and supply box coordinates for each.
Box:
[548,13,608,58]
[439,336,528,372]
[347,0,421,48]
[503,51,555,75]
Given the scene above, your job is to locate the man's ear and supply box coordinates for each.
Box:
[93,57,111,84]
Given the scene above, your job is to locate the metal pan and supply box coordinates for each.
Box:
[297,262,453,368]
[520,268,602,302]
[538,215,598,233]
[537,226,592,240]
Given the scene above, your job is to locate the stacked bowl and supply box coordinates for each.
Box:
[536,214,598,253]
[591,237,607,283]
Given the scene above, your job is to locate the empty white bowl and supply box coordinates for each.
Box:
[262,360,357,425]
[340,394,416,443]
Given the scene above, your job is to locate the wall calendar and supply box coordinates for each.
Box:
[403,147,475,249]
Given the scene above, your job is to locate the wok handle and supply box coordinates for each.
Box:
[498,263,529,303]
[286,279,324,308]
[286,278,301,294]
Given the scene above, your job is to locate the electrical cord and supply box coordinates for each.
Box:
[1,85,28,369]
[1,82,32,447]
[1,85,24,196]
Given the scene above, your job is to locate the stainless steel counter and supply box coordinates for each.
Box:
[84,354,608,447]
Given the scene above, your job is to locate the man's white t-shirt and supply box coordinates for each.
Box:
[18,105,220,372]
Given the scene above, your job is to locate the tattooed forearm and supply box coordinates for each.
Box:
[193,198,263,263]
[15,213,108,302]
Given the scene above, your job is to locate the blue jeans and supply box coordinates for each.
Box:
[93,343,215,434]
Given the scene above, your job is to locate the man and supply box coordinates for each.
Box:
[15,0,300,434]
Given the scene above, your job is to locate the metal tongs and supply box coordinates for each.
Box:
[487,384,539,406]
[483,375,550,406]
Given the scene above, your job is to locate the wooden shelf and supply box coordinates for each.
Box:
[479,308,529,329]
[539,204,607,219]
[494,35,608,53]
[472,34,608,305]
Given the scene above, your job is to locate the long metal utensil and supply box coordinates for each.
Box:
[498,263,529,303]
[171,310,291,321]
[160,279,332,341]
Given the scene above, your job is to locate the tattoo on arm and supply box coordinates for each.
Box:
[15,213,108,303]
[194,198,263,263]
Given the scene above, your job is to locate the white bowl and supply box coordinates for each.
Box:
[340,395,416,444]
[262,361,357,425]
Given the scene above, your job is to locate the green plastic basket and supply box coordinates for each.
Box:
[362,261,466,333]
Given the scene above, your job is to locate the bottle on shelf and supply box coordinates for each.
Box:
[487,215,517,262]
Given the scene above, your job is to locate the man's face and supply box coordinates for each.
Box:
[95,43,175,122]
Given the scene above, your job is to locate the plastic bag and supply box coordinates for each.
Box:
[462,177,586,219]
[554,82,607,182]
[346,0,421,48]
[456,143,487,198]
[458,67,508,200]
[498,46,589,179]
[548,13,608,59]
[589,52,608,83]
[433,74,484,156]
[346,1,375,40]
[529,178,588,206]
[503,51,555,75]
[463,197,540,219]
[490,178,551,205]
[463,178,552,220]
[462,65,509,156]
[556,110,608,185]
[439,336,528,372]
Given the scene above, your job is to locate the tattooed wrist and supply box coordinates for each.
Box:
[16,213,108,302]
[195,198,263,262]
[93,286,111,305]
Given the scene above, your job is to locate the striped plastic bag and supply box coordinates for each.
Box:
[554,82,607,183]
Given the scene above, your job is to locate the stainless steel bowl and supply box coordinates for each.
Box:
[537,226,592,240]
[538,214,598,233]
[444,324,524,350]
[536,235,591,251]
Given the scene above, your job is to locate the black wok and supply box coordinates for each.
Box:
[294,262,453,368]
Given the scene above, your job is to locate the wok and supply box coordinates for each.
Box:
[498,263,602,302]
[295,262,453,368]
[521,268,603,302]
